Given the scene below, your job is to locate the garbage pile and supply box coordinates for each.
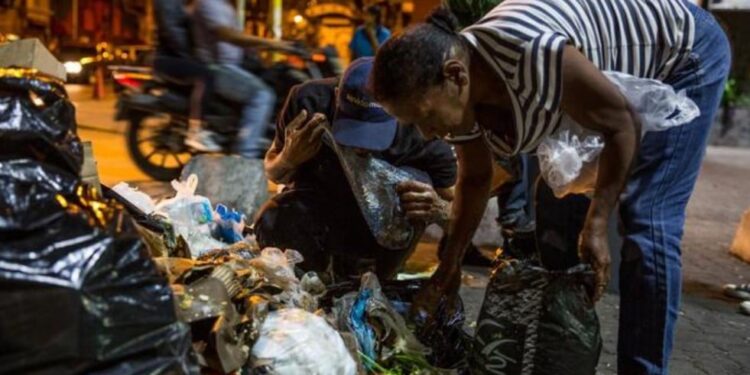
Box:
[110,175,469,375]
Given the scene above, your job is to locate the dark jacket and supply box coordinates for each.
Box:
[154,0,194,59]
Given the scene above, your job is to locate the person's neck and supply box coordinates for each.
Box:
[469,48,507,108]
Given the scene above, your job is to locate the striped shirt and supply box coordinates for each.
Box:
[449,0,695,156]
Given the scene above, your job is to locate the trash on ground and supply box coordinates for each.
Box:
[250,308,358,375]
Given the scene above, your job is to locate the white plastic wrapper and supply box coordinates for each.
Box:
[539,71,700,198]
[111,182,156,214]
[155,174,224,257]
[251,308,358,375]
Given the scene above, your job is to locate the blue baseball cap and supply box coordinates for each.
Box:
[333,57,398,151]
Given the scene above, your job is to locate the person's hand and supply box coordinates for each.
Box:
[410,264,461,324]
[578,219,610,302]
[280,110,327,168]
[396,180,449,225]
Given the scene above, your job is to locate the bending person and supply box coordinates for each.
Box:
[370,2,730,374]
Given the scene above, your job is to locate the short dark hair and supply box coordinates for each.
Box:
[370,7,464,103]
[366,5,382,25]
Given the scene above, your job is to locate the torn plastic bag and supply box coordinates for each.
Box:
[325,277,469,372]
[322,128,419,250]
[0,160,197,375]
[250,308,357,375]
[538,71,700,198]
[0,75,82,174]
[470,260,601,375]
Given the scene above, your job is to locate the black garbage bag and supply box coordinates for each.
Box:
[470,180,602,375]
[471,260,601,375]
[0,75,82,174]
[0,75,196,374]
[0,160,197,375]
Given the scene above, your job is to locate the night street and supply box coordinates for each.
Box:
[69,83,750,374]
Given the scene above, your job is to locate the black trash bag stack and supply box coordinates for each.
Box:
[0,75,197,375]
[470,181,602,375]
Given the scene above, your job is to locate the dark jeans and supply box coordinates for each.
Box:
[253,188,416,281]
[213,64,275,158]
[153,55,213,118]
[617,4,731,374]
[495,154,536,229]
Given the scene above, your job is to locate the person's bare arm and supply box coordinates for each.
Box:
[559,45,641,300]
[214,26,290,50]
[410,136,493,319]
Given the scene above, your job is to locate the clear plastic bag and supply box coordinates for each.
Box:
[155,174,222,257]
[250,308,358,375]
[539,71,700,198]
[538,125,603,198]
[606,71,700,132]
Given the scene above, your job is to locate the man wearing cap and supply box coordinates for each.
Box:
[255,58,457,280]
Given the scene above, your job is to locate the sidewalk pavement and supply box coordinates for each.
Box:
[67,84,125,134]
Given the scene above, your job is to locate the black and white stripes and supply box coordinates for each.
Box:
[457,0,695,156]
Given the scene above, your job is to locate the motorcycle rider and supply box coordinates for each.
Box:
[153,0,220,152]
[193,0,291,158]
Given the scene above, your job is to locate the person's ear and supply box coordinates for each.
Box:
[443,59,469,88]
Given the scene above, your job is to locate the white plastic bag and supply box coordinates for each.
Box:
[155,174,222,257]
[111,182,155,214]
[251,308,358,375]
[539,71,700,198]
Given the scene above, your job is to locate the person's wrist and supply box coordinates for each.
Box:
[583,215,608,235]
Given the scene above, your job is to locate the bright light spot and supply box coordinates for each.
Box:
[6,34,19,41]
[64,61,83,75]
[293,14,304,24]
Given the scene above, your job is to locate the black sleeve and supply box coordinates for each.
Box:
[420,139,458,189]
[153,0,192,58]
[387,126,458,189]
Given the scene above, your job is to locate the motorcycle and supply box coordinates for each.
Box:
[112,44,342,181]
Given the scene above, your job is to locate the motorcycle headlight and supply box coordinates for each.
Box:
[64,61,83,75]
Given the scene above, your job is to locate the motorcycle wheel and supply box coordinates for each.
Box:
[126,113,193,181]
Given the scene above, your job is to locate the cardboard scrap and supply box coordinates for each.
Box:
[0,38,66,81]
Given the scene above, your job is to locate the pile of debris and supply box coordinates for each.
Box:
[110,175,469,375]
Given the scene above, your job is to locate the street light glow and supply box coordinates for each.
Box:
[64,61,83,75]
[293,14,304,24]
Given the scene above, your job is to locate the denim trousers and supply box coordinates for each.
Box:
[214,64,276,158]
[617,3,731,374]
